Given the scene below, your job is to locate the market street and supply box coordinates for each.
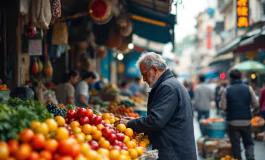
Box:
[194,109,265,160]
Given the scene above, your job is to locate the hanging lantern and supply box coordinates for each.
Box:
[106,24,122,49]
[89,0,113,25]
[96,46,107,59]
[118,34,133,54]
[120,21,132,36]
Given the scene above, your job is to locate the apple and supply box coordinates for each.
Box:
[67,109,76,118]
[92,116,102,125]
[108,133,117,143]
[113,140,123,148]
[79,116,90,125]
[89,140,100,150]
[116,133,125,142]
[102,128,112,139]
[77,108,87,117]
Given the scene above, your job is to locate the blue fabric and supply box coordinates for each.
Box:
[226,80,252,121]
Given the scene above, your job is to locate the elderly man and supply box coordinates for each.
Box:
[115,52,197,160]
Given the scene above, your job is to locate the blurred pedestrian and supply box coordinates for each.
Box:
[119,81,133,97]
[220,69,258,160]
[194,75,214,121]
[259,78,265,131]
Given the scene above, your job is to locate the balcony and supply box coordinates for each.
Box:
[218,0,233,13]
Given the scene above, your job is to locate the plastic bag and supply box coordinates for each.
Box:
[52,22,68,45]
[139,149,159,160]
[20,0,30,15]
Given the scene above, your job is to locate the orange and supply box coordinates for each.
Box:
[97,124,104,131]
[123,136,130,143]
[91,126,98,134]
[55,127,69,141]
[102,113,111,120]
[118,154,128,160]
[87,150,100,160]
[0,142,9,160]
[72,127,82,134]
[116,124,126,132]
[44,139,58,152]
[15,143,32,160]
[70,121,80,128]
[120,150,129,156]
[110,119,115,124]
[109,149,120,160]
[80,143,91,156]
[104,119,111,124]
[99,140,110,149]
[126,141,136,149]
[125,128,133,137]
[97,148,109,156]
[135,147,144,156]
[82,124,93,134]
[45,118,58,132]
[139,141,147,148]
[34,123,49,135]
[40,150,52,160]
[143,138,150,145]
[85,135,92,141]
[75,133,85,143]
[92,130,102,141]
[128,149,138,159]
[19,129,34,143]
[75,154,87,160]
[54,116,66,126]
[30,121,41,130]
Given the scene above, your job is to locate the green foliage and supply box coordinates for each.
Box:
[0,98,53,141]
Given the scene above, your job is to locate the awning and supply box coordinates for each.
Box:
[233,30,265,53]
[216,37,246,56]
[209,52,234,66]
[126,0,172,14]
[127,4,176,44]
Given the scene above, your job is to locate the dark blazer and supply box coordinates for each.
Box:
[127,69,197,160]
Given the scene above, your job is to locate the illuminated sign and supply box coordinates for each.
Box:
[236,0,249,28]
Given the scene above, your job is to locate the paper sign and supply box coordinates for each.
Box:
[29,39,42,56]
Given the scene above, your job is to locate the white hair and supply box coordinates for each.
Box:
[136,52,167,70]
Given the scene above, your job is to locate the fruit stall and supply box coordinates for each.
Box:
[197,116,265,160]
[0,97,153,160]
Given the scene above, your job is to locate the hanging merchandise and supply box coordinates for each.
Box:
[96,46,107,59]
[52,22,68,45]
[20,0,30,15]
[89,0,113,25]
[118,34,133,54]
[38,58,43,72]
[50,0,62,25]
[116,8,129,27]
[28,39,42,56]
[44,60,53,77]
[31,58,39,75]
[29,0,52,29]
[25,22,38,37]
[120,20,133,36]
[106,22,122,49]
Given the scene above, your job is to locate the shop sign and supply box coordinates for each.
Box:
[206,26,212,49]
[236,0,249,28]
[28,39,42,56]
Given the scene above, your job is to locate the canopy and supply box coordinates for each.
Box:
[232,60,265,72]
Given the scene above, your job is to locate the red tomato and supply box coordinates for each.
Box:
[31,134,46,150]
[77,108,87,117]
[28,151,40,160]
[86,109,94,119]
[7,140,19,156]
[92,116,102,125]
[67,110,76,118]
[79,116,90,125]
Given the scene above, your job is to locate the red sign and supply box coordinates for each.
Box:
[206,26,212,49]
[220,73,226,79]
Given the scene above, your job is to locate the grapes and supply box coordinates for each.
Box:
[46,104,67,117]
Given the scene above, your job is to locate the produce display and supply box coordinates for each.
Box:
[0,100,149,160]
[0,84,8,90]
[46,103,67,117]
[0,98,53,141]
[251,116,265,126]
[118,100,135,108]
[109,105,139,118]
[200,118,225,124]
[220,155,237,160]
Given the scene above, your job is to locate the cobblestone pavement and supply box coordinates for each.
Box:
[194,109,265,160]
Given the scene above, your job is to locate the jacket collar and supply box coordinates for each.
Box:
[231,79,242,85]
[152,69,174,89]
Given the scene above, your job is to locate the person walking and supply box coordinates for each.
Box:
[115,52,197,160]
[194,75,214,121]
[220,69,258,160]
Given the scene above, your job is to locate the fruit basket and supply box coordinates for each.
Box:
[200,118,226,139]
[251,116,265,133]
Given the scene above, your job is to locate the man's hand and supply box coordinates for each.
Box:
[114,118,130,127]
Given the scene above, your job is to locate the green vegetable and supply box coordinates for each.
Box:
[0,98,53,141]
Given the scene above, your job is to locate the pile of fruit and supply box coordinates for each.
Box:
[0,84,8,90]
[46,103,68,117]
[109,105,140,118]
[220,155,237,160]
[130,97,144,104]
[251,116,265,126]
[0,108,148,160]
[200,118,225,124]
[118,100,135,108]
